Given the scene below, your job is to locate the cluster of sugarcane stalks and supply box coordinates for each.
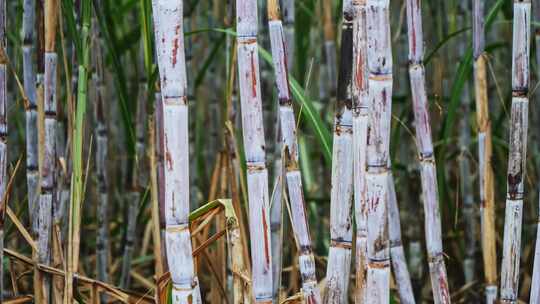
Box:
[2,0,540,303]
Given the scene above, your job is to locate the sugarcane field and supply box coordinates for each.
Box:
[5,0,540,303]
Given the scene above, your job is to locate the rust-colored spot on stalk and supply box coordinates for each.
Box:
[262,207,270,266]
[438,271,450,303]
[172,25,181,67]
[164,134,173,169]
[250,51,258,97]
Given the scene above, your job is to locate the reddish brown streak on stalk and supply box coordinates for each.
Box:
[439,271,450,303]
[172,25,181,67]
[355,56,365,91]
[164,134,173,170]
[250,51,257,97]
[262,206,270,267]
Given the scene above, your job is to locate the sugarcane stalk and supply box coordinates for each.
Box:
[120,44,147,289]
[456,2,477,286]
[363,0,393,301]
[388,171,415,304]
[154,88,168,273]
[405,0,451,302]
[500,1,530,303]
[38,0,59,300]
[267,0,322,302]
[0,0,6,301]
[269,130,283,302]
[282,0,294,74]
[323,1,354,303]
[235,0,274,301]
[473,0,497,301]
[322,0,337,98]
[92,11,109,300]
[22,0,39,236]
[64,0,91,302]
[530,196,540,302]
[151,1,201,302]
[351,0,368,302]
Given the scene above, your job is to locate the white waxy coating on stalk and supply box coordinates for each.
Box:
[22,0,39,234]
[530,196,540,303]
[268,7,321,300]
[405,0,451,302]
[388,172,415,304]
[324,1,355,302]
[39,52,58,267]
[500,2,530,302]
[351,1,369,302]
[236,0,273,301]
[151,1,201,302]
[364,0,392,301]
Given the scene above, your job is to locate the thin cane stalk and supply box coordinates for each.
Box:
[151,1,202,302]
[456,2,476,286]
[267,0,321,302]
[235,0,274,302]
[388,172,415,304]
[120,43,147,289]
[282,0,294,74]
[405,0,451,302]
[65,0,91,302]
[473,0,497,301]
[38,0,59,300]
[322,0,337,98]
[154,88,168,273]
[0,0,6,301]
[22,0,40,236]
[500,1,531,302]
[91,9,109,300]
[531,196,540,302]
[323,1,354,303]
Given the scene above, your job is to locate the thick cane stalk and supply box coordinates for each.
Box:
[22,0,39,235]
[39,0,58,300]
[323,1,354,303]
[235,0,273,301]
[351,0,368,302]
[364,0,392,301]
[267,0,321,302]
[500,1,530,303]
[0,0,6,301]
[151,1,201,302]
[92,14,109,297]
[473,0,497,301]
[531,196,540,302]
[405,0,451,302]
